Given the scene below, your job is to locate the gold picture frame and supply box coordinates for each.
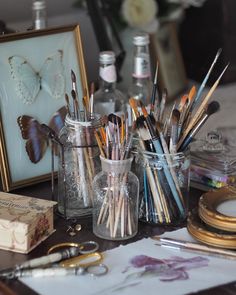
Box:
[149,21,187,100]
[0,24,88,192]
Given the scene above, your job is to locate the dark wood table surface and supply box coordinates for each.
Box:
[0,182,236,295]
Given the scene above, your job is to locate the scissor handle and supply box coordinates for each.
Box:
[47,241,99,255]
[60,252,103,268]
[85,263,108,276]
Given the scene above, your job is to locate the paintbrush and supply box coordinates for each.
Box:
[177,63,229,150]
[178,97,189,137]
[178,94,188,112]
[180,86,197,134]
[158,88,167,123]
[65,93,72,117]
[169,109,180,154]
[71,70,78,93]
[139,101,185,216]
[129,97,140,120]
[178,101,220,152]
[189,48,222,112]
[150,61,159,113]
[153,236,236,260]
[89,82,95,117]
[71,89,79,120]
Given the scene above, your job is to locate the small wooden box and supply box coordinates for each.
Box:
[0,192,56,253]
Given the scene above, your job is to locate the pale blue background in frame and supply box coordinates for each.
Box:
[0,29,84,183]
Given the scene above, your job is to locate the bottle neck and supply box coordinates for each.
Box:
[99,63,117,91]
[32,1,47,30]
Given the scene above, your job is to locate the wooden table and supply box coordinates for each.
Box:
[0,182,236,295]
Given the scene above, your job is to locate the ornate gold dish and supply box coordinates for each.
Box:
[198,186,236,232]
[187,209,236,249]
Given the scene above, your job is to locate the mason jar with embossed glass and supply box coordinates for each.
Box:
[57,113,101,219]
[136,150,190,226]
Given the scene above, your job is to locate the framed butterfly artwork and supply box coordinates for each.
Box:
[0,24,88,191]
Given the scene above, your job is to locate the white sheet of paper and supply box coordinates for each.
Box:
[20,228,236,295]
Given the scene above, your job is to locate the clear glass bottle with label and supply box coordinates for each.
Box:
[128,33,152,105]
[94,51,126,116]
[32,0,47,30]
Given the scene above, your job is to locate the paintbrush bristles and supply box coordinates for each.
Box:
[71,69,76,83]
[177,63,229,150]
[129,97,140,120]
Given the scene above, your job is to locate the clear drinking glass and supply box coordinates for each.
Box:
[57,113,101,219]
[93,156,139,240]
[136,150,190,225]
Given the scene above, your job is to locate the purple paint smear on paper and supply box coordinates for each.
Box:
[129,255,209,281]
[94,255,209,294]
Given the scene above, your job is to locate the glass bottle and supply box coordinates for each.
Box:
[57,113,101,219]
[32,0,47,30]
[94,51,126,116]
[93,156,139,240]
[128,33,152,105]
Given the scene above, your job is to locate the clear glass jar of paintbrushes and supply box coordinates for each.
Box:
[93,156,139,240]
[136,149,190,226]
[57,113,101,219]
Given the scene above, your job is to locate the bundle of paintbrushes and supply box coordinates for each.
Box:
[93,113,139,240]
[129,49,228,224]
[57,70,101,219]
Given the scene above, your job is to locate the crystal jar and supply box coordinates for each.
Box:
[57,113,101,219]
[93,156,139,240]
[136,150,190,226]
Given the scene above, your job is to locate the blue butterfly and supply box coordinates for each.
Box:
[9,50,65,105]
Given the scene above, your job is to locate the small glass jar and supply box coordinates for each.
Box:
[190,130,236,190]
[57,113,101,219]
[93,156,139,240]
[136,150,190,226]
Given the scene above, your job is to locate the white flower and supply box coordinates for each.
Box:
[121,0,158,29]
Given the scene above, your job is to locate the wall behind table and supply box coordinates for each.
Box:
[179,0,236,85]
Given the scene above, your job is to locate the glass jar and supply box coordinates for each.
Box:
[93,156,139,240]
[190,130,236,190]
[136,150,190,225]
[57,113,101,219]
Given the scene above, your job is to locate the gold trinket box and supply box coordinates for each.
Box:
[0,192,56,253]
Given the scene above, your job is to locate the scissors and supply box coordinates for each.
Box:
[0,241,108,279]
[47,241,104,268]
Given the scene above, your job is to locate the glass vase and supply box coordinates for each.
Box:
[93,156,139,240]
[57,113,101,219]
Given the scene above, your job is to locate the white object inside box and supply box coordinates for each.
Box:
[0,192,56,253]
